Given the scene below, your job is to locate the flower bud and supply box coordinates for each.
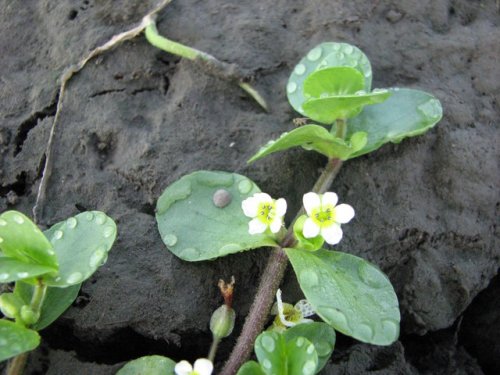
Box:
[20,305,40,326]
[0,293,24,319]
[210,305,235,339]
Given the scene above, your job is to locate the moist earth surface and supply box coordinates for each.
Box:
[0,0,498,374]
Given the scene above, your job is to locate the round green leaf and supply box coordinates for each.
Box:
[284,322,336,372]
[287,42,373,116]
[237,361,266,375]
[14,281,81,330]
[0,258,56,283]
[346,88,443,158]
[116,355,176,375]
[0,319,40,362]
[248,125,367,163]
[42,211,117,287]
[0,211,58,270]
[285,248,400,345]
[304,67,365,99]
[255,331,318,375]
[302,89,391,124]
[156,171,278,261]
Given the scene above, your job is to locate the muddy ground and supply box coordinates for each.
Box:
[0,0,499,374]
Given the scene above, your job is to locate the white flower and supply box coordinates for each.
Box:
[241,193,287,234]
[270,289,314,332]
[302,192,355,245]
[175,358,213,375]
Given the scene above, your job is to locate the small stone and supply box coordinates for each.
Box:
[213,189,232,208]
[386,9,403,23]
[6,191,18,205]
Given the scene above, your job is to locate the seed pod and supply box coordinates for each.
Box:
[210,305,236,339]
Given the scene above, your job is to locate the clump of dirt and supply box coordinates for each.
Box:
[1,0,498,374]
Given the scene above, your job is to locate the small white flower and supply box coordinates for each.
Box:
[270,289,314,332]
[241,193,287,234]
[175,358,213,375]
[302,192,355,245]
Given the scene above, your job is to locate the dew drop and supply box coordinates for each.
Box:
[163,234,178,247]
[261,335,275,352]
[17,272,29,279]
[67,272,83,284]
[213,189,232,208]
[364,70,372,78]
[354,323,374,342]
[307,47,322,61]
[54,230,63,240]
[238,179,253,194]
[0,273,9,281]
[302,360,317,375]
[338,52,345,59]
[296,337,305,348]
[306,343,315,354]
[262,359,272,369]
[294,63,306,75]
[319,306,349,330]
[299,269,319,288]
[417,98,442,120]
[89,247,106,268]
[95,212,106,225]
[358,262,386,289]
[181,247,200,259]
[103,226,115,238]
[287,81,297,94]
[314,341,331,356]
[0,237,3,244]
[343,44,354,54]
[66,217,77,229]
[382,319,399,339]
[47,249,55,256]
[13,214,24,224]
[372,88,388,94]
[0,219,6,226]
[85,212,94,221]
[219,243,240,254]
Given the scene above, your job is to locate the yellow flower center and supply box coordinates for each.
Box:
[311,204,336,228]
[257,201,276,225]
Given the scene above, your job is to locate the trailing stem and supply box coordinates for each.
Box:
[220,157,344,375]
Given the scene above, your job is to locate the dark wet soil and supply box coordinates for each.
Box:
[1,0,499,374]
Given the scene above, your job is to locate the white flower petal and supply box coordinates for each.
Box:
[321,224,343,245]
[254,192,272,204]
[241,197,258,217]
[294,300,315,318]
[302,217,320,238]
[276,289,295,327]
[174,360,193,375]
[248,218,267,234]
[275,198,287,217]
[270,217,283,233]
[321,192,338,207]
[193,358,214,375]
[303,192,320,216]
[334,204,355,224]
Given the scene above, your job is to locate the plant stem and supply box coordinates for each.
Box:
[6,280,47,375]
[220,157,343,375]
[335,118,347,139]
[145,22,200,60]
[208,336,221,363]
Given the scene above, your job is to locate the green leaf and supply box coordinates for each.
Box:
[303,67,365,98]
[0,293,25,319]
[288,42,373,116]
[302,89,391,124]
[248,125,367,163]
[0,258,56,283]
[14,281,81,330]
[0,211,58,270]
[42,211,117,287]
[0,319,40,362]
[285,248,400,345]
[346,88,443,158]
[116,355,176,375]
[284,322,336,373]
[255,331,318,375]
[156,171,278,261]
[237,361,266,375]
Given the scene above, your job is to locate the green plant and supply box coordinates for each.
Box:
[0,210,117,374]
[120,41,442,374]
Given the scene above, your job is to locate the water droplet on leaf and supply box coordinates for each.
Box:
[307,47,322,61]
[354,323,374,341]
[95,212,106,225]
[302,360,317,375]
[103,226,115,238]
[238,180,253,194]
[13,215,24,224]
[17,272,29,279]
[261,335,275,352]
[306,343,315,354]
[67,272,83,284]
[294,64,306,75]
[319,306,349,330]
[299,269,319,288]
[262,359,272,369]
[296,337,305,347]
[287,81,297,94]
[85,212,94,221]
[382,319,399,339]
[54,230,63,240]
[418,98,442,120]
[89,247,106,268]
[343,44,354,54]
[163,234,178,247]
[66,217,77,229]
[314,341,331,356]
[181,248,200,259]
[358,262,386,289]
[0,219,6,226]
[219,243,240,254]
